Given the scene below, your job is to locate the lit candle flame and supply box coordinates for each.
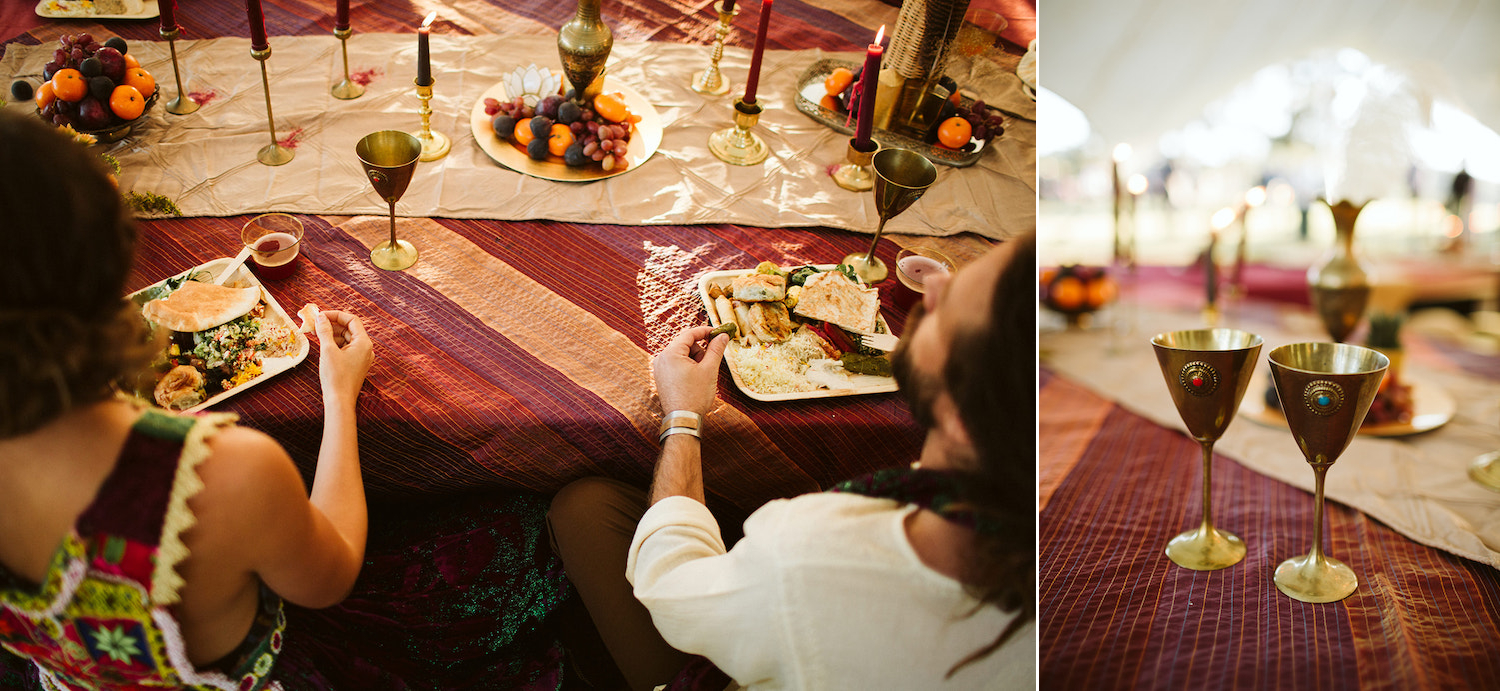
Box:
[875,25,885,45]
[1211,207,1236,231]
[1245,185,1267,208]
[1112,143,1132,163]
[422,11,438,29]
[1126,174,1148,196]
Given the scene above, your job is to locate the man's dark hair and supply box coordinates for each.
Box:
[945,230,1036,671]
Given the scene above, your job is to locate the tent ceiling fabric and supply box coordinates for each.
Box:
[1045,0,1500,146]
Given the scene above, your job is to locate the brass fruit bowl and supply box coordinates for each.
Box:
[37,87,160,144]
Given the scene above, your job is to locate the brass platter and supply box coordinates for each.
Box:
[468,78,662,183]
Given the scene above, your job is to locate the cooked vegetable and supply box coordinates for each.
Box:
[755,261,786,277]
[783,285,802,310]
[787,266,820,286]
[839,352,892,377]
[709,322,738,339]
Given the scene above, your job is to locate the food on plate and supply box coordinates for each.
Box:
[704,265,895,396]
[142,282,262,333]
[135,275,300,410]
[793,270,880,333]
[483,90,640,171]
[731,273,787,302]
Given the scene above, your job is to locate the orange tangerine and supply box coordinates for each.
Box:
[51,69,87,102]
[819,94,840,111]
[36,81,56,109]
[593,92,628,123]
[547,123,575,156]
[123,53,140,69]
[936,116,972,149]
[1047,276,1086,311]
[824,67,854,95]
[1085,276,1117,309]
[109,84,145,120]
[514,118,535,145]
[122,67,154,97]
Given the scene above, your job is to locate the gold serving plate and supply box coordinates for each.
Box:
[467,78,662,183]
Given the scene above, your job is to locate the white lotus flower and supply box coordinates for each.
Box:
[503,64,564,107]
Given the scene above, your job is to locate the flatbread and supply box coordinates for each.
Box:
[792,271,879,333]
[731,273,786,302]
[142,282,262,333]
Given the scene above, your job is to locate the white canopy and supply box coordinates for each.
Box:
[1044,0,1500,147]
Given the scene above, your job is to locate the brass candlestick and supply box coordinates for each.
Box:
[330,27,364,99]
[251,47,294,166]
[833,138,876,192]
[690,8,736,95]
[709,98,768,166]
[159,26,198,115]
[410,79,450,161]
[1471,451,1500,491]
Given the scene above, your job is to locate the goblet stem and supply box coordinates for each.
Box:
[1197,440,1215,533]
[864,218,886,264]
[1309,465,1328,563]
[388,200,398,247]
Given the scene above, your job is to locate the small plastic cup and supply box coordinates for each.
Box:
[891,247,955,312]
[241,213,304,280]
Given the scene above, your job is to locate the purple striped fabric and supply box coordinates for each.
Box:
[1040,369,1500,689]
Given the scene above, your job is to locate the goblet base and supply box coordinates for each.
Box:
[332,79,365,100]
[1165,526,1245,570]
[1469,451,1500,492]
[1274,552,1357,603]
[257,143,295,167]
[371,239,418,271]
[843,252,888,284]
[165,96,199,115]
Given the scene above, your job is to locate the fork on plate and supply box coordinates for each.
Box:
[859,332,900,351]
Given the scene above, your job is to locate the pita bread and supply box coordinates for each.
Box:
[142,282,262,333]
[792,271,879,333]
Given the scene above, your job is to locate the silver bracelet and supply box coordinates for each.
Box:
[658,425,702,445]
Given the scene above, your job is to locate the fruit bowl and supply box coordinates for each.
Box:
[37,86,158,144]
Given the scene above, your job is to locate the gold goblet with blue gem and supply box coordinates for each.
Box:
[1268,342,1388,603]
[1152,329,1263,570]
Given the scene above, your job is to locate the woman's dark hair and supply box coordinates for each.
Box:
[943,230,1037,672]
[0,111,153,437]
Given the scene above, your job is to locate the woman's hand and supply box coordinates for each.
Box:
[314,310,373,409]
[652,326,729,417]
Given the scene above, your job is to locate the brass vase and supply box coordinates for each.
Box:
[1307,200,1370,343]
[558,0,613,102]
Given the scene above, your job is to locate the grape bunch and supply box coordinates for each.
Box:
[486,91,636,171]
[959,99,1004,148]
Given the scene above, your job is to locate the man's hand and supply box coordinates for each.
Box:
[653,326,729,417]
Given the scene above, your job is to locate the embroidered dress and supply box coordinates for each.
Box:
[0,409,286,691]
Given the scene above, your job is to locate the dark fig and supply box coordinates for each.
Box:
[491,114,517,139]
[529,116,552,140]
[89,76,115,102]
[79,57,102,78]
[526,137,549,161]
[103,37,127,55]
[10,80,33,102]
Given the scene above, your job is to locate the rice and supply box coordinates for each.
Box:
[729,327,830,394]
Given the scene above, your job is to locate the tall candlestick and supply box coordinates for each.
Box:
[742,0,773,104]
[246,0,268,51]
[335,0,350,30]
[159,0,177,32]
[853,25,884,151]
[416,11,435,87]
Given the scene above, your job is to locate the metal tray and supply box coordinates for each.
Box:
[793,57,994,168]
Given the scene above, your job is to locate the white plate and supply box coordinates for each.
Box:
[697,266,897,402]
[1239,375,1456,438]
[36,0,159,20]
[469,78,662,182]
[128,257,310,413]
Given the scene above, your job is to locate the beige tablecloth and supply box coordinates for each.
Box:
[1,34,1034,239]
[1042,306,1500,569]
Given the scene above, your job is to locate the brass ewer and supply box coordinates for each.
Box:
[1152,329,1263,571]
[558,0,613,102]
[1307,200,1370,343]
[1268,342,1388,603]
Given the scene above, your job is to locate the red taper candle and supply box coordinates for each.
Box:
[742,0,774,104]
[335,0,350,31]
[721,0,736,13]
[159,0,177,33]
[246,0,268,51]
[853,25,884,150]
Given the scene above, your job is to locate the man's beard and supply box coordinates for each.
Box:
[892,301,942,432]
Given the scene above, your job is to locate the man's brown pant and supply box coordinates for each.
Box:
[548,477,690,691]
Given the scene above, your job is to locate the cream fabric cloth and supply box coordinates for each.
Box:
[0,34,1035,240]
[1042,305,1500,569]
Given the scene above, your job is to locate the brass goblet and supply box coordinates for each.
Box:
[1268,342,1389,603]
[355,131,422,271]
[1152,329,1263,570]
[844,148,937,284]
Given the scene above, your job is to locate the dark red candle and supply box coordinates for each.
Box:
[416,12,436,86]
[246,0,268,51]
[721,0,736,13]
[159,0,177,33]
[335,0,350,30]
[853,25,884,150]
[742,0,774,104]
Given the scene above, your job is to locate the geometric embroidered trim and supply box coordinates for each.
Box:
[150,411,239,606]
